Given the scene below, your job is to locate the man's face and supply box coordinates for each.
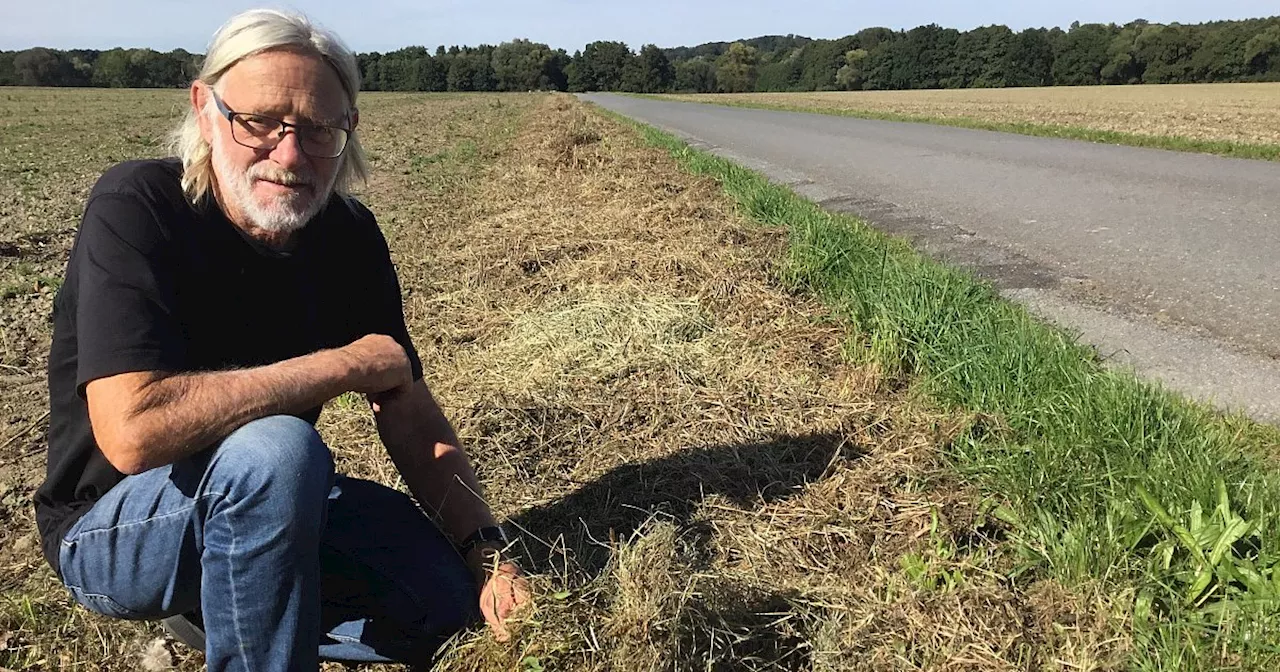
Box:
[196,49,352,234]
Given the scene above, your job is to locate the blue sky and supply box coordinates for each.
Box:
[3,1,1276,53]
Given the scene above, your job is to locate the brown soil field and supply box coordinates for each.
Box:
[666,83,1280,147]
[0,89,1123,670]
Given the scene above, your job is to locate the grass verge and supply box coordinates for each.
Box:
[606,106,1280,669]
[641,94,1280,162]
[433,94,1128,672]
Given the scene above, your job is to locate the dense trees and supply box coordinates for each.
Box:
[492,39,569,91]
[3,16,1279,92]
[572,41,632,91]
[1052,23,1112,85]
[1005,28,1059,87]
[715,42,758,92]
[673,58,717,92]
[623,44,674,93]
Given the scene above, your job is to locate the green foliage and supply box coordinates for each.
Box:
[491,39,569,91]
[787,37,855,91]
[865,24,962,90]
[663,34,811,64]
[673,58,716,93]
[1135,479,1278,613]
[0,51,15,86]
[834,49,869,90]
[715,42,758,93]
[575,41,634,92]
[1192,23,1254,81]
[565,52,586,93]
[1245,24,1280,78]
[951,25,1015,87]
[1052,23,1116,86]
[621,44,674,93]
[378,47,432,92]
[1138,24,1201,83]
[446,49,496,92]
[1101,21,1147,84]
[1004,28,1058,86]
[357,51,382,91]
[12,48,80,87]
[754,53,803,92]
[416,54,449,92]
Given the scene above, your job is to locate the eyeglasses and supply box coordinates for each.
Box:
[210,91,352,159]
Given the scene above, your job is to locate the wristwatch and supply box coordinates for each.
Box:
[458,525,508,555]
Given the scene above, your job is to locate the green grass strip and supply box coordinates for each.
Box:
[638,94,1280,163]
[599,105,1280,669]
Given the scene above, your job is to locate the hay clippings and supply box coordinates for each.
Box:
[139,636,175,671]
[342,92,1134,671]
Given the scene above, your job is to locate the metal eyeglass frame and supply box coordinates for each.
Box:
[209,91,352,159]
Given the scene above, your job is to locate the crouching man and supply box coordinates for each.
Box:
[33,9,529,669]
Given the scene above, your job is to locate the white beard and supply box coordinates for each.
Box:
[210,124,338,234]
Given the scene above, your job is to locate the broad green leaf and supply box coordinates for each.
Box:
[1186,567,1214,605]
[1208,518,1254,567]
[1215,477,1230,522]
[1136,485,1177,529]
[1191,524,1223,551]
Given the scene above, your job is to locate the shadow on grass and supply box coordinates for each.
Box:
[500,432,850,670]
[508,430,858,575]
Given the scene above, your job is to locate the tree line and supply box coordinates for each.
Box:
[3,16,1278,93]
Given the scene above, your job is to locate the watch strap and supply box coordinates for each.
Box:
[458,525,507,555]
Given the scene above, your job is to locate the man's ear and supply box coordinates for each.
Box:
[349,108,359,131]
[191,82,213,143]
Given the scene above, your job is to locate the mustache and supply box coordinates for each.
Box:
[249,165,313,187]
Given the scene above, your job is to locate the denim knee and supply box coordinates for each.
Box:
[206,415,335,518]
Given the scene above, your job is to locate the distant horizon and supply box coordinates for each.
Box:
[3,1,1276,54]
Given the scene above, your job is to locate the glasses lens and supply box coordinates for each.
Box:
[230,114,280,147]
[300,126,348,158]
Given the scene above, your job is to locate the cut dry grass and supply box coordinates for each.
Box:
[398,96,1128,670]
[659,83,1280,160]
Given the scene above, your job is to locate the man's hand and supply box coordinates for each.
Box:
[368,378,531,640]
[340,334,412,395]
[468,548,532,642]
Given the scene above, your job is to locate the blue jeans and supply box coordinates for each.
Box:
[57,415,479,670]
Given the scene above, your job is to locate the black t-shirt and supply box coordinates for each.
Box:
[35,158,423,575]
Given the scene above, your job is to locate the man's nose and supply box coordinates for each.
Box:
[268,128,307,169]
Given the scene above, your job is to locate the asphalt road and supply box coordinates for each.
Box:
[583,93,1280,422]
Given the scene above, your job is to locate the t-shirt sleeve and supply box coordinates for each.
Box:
[355,214,424,382]
[73,193,185,393]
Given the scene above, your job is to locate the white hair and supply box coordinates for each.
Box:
[169,9,369,204]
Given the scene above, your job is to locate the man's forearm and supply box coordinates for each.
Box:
[88,334,412,475]
[372,383,498,548]
[91,349,353,474]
